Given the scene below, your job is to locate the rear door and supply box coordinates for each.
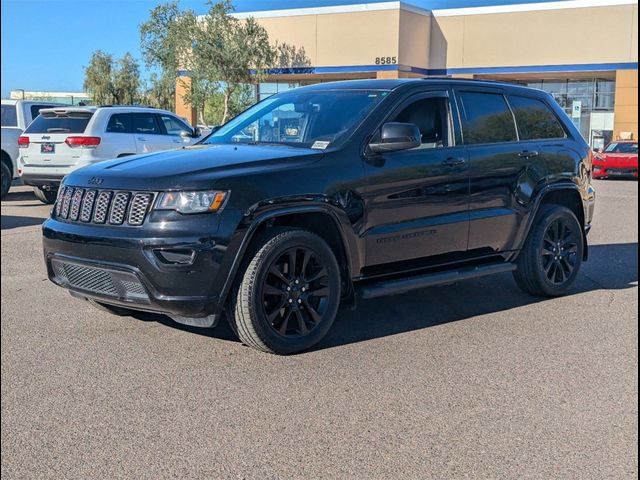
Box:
[21,109,94,168]
[131,112,166,153]
[454,88,545,255]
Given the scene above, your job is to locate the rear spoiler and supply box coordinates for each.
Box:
[39,107,95,117]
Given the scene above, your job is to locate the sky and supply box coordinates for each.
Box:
[1,0,563,97]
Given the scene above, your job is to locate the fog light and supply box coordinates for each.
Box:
[593,167,602,172]
[154,249,196,265]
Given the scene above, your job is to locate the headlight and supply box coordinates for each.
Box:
[156,190,228,214]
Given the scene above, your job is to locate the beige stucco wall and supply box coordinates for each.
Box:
[255,10,401,67]
[613,69,639,140]
[431,4,638,69]
[398,10,431,70]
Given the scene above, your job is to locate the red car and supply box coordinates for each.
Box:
[592,140,638,179]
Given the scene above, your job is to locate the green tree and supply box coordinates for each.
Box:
[83,50,141,105]
[139,1,191,110]
[184,1,276,123]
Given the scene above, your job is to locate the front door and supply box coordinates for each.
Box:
[362,91,470,268]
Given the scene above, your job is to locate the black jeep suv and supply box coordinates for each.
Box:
[43,79,595,354]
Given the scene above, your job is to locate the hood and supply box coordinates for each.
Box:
[64,144,324,191]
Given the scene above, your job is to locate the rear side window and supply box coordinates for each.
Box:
[508,95,566,140]
[106,113,132,133]
[457,92,518,145]
[158,114,191,136]
[24,112,92,134]
[131,113,160,134]
[29,105,55,122]
[1,105,17,127]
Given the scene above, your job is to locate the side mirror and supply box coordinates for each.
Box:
[369,122,421,153]
[193,127,202,138]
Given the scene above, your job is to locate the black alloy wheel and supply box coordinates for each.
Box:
[261,246,331,337]
[540,218,579,285]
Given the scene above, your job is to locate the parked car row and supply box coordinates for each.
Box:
[1,101,203,201]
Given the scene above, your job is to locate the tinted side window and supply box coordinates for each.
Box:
[106,113,132,133]
[1,105,17,127]
[159,114,190,136]
[458,92,517,145]
[392,97,448,148]
[29,105,54,122]
[508,95,566,140]
[131,113,160,134]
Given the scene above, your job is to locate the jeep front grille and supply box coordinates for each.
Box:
[55,187,154,226]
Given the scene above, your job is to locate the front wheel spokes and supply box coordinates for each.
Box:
[304,266,328,284]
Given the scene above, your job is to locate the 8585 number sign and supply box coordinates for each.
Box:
[375,56,397,65]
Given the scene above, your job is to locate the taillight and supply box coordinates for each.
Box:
[18,136,29,148]
[65,136,101,148]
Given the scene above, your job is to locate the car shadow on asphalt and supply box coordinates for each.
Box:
[1,215,45,230]
[1,189,37,202]
[131,242,638,352]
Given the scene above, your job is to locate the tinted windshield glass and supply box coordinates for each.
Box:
[604,142,638,153]
[1,105,17,127]
[25,112,93,134]
[203,89,389,148]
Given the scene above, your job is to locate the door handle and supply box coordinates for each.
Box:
[137,137,147,142]
[518,150,539,158]
[441,157,466,167]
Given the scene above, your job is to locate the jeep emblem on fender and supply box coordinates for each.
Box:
[88,177,104,185]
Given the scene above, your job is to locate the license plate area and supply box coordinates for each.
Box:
[41,143,56,154]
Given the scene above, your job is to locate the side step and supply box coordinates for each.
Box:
[359,262,517,299]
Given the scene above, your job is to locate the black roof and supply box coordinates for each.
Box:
[293,77,539,94]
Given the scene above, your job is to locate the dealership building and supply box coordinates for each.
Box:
[176,0,638,148]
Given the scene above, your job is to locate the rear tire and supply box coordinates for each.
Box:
[229,228,341,355]
[33,186,58,204]
[513,204,583,297]
[87,299,135,317]
[1,160,11,198]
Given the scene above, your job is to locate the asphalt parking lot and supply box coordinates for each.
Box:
[1,180,637,479]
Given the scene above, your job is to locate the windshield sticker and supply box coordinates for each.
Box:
[311,140,330,150]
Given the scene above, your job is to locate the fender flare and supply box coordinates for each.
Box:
[214,204,358,314]
[515,181,589,261]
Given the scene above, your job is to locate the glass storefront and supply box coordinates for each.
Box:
[517,78,616,148]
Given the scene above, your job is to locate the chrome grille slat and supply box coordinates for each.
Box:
[128,193,153,226]
[57,187,153,226]
[69,189,84,221]
[80,190,97,222]
[59,187,74,219]
[109,192,130,225]
[92,191,113,224]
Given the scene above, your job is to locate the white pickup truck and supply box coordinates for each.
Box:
[1,99,65,198]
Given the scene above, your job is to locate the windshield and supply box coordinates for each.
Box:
[25,112,93,134]
[203,89,389,148]
[604,142,638,154]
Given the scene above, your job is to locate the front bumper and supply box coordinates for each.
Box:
[42,209,245,321]
[592,165,638,178]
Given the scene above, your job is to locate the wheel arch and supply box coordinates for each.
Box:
[216,205,359,314]
[1,149,13,177]
[520,183,589,261]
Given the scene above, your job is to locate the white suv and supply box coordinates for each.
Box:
[17,106,202,203]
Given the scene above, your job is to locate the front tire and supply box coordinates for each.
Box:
[33,186,57,204]
[513,204,583,297]
[229,228,341,355]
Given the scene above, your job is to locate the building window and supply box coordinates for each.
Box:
[517,77,616,147]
